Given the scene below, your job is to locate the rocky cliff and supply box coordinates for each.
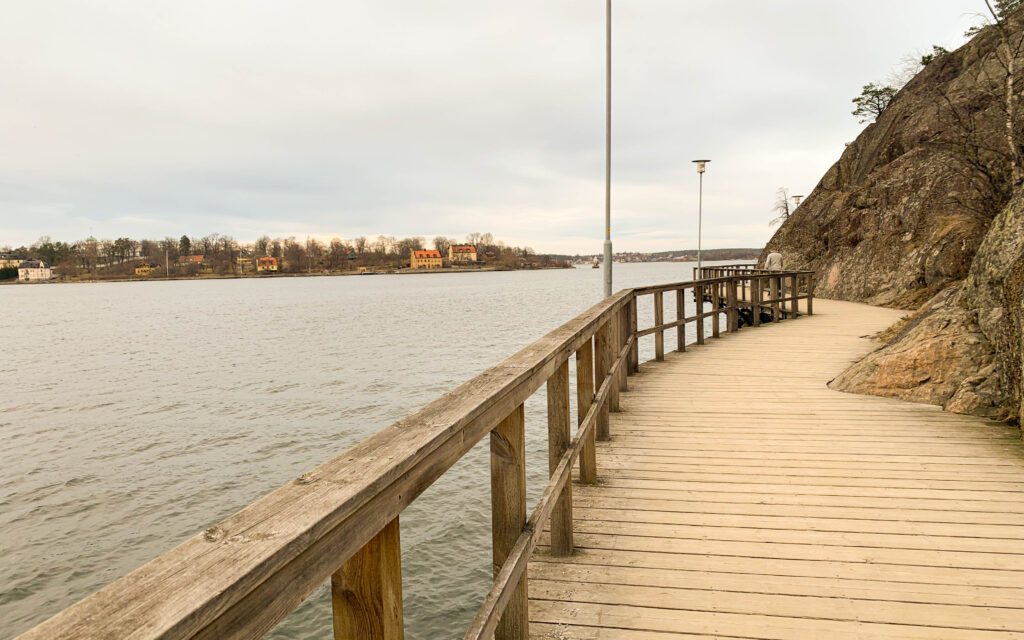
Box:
[765,15,1024,424]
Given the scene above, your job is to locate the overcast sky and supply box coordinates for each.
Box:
[0,1,985,254]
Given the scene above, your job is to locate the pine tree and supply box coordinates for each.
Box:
[851,84,898,123]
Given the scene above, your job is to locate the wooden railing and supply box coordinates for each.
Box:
[17,270,814,640]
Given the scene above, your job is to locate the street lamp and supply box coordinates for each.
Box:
[792,194,804,207]
[602,0,613,298]
[692,159,710,276]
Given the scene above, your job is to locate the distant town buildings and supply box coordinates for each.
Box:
[410,250,443,269]
[449,245,477,263]
[257,256,278,272]
[177,255,205,266]
[18,260,52,281]
[134,263,157,276]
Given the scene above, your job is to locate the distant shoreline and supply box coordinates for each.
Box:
[0,264,575,286]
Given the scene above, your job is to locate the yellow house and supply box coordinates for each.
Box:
[134,263,157,276]
[0,253,24,269]
[410,249,443,269]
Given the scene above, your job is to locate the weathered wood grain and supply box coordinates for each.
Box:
[331,517,403,640]
[653,290,664,361]
[575,340,597,485]
[546,361,573,557]
[491,405,528,640]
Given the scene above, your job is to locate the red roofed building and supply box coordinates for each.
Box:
[448,245,477,263]
[410,249,442,269]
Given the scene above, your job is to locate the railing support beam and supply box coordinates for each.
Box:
[331,517,404,640]
[807,274,815,316]
[712,282,721,337]
[727,279,739,333]
[609,314,621,411]
[752,277,761,327]
[489,405,528,640]
[594,322,611,440]
[618,305,629,392]
[575,340,597,484]
[695,284,705,345]
[547,361,573,556]
[628,297,639,374]
[676,289,686,352]
[770,276,780,322]
[790,274,799,317]
[654,291,664,361]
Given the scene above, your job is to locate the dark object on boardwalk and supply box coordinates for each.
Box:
[700,291,781,328]
[737,305,777,328]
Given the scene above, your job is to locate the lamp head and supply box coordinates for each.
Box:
[792,195,804,206]
[692,159,710,174]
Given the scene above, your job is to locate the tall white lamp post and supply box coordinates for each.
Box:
[602,0,613,298]
[692,159,710,275]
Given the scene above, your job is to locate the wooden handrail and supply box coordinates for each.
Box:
[18,270,814,640]
[637,270,815,345]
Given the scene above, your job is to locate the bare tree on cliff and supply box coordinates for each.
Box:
[984,0,1024,185]
[930,2,1024,217]
[770,188,791,227]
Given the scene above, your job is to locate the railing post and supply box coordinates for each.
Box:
[618,305,628,392]
[332,517,404,640]
[489,404,527,640]
[790,274,799,317]
[712,282,721,337]
[594,321,611,441]
[727,278,738,332]
[807,273,815,316]
[628,296,639,374]
[653,291,664,361]
[609,313,621,412]
[752,277,761,327]
[770,275,780,322]
[694,284,705,345]
[547,360,573,556]
[675,288,686,352]
[575,339,597,484]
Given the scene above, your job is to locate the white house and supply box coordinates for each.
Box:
[448,245,477,263]
[18,260,52,281]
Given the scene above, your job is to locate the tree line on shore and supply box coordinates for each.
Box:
[1,232,560,278]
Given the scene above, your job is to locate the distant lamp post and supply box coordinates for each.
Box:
[692,159,710,275]
[792,195,804,207]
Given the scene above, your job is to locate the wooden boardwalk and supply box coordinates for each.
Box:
[531,299,1024,639]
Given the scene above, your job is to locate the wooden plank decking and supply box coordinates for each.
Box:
[531,299,1024,639]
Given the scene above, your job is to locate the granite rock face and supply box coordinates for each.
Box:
[766,17,1023,308]
[766,17,1024,423]
[831,194,1024,420]
[829,282,1009,420]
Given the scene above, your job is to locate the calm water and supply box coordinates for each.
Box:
[0,261,738,639]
